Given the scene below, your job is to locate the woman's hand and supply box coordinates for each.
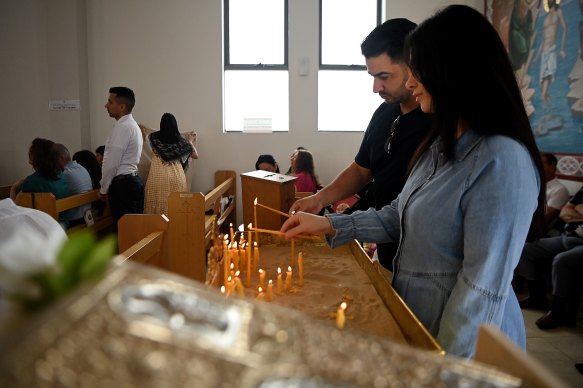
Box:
[280,211,334,239]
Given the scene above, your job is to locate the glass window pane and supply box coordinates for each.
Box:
[229,0,285,64]
[321,0,377,65]
[224,70,289,132]
[318,70,379,131]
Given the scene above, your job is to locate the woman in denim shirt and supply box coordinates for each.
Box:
[281,5,545,358]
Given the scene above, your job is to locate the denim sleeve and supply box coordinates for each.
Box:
[437,139,539,357]
[325,197,401,248]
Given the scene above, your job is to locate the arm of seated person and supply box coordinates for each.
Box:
[560,202,583,223]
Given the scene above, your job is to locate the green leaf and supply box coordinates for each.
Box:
[78,235,116,279]
[55,230,96,290]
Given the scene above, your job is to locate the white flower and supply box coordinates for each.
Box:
[0,224,66,298]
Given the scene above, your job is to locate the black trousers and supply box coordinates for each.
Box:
[108,174,144,222]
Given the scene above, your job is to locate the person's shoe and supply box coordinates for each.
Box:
[519,296,549,310]
[535,310,577,330]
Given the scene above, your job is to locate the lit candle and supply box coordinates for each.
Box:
[253,242,260,270]
[256,286,264,301]
[336,302,347,329]
[277,267,283,295]
[258,268,265,289]
[298,251,304,287]
[234,271,245,296]
[266,279,273,301]
[220,285,226,295]
[285,266,292,291]
[230,262,235,277]
[229,223,234,244]
[254,198,259,245]
[226,276,234,296]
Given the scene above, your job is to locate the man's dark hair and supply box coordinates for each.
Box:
[542,153,558,166]
[29,138,61,180]
[361,18,417,61]
[109,86,135,111]
[95,145,105,155]
[255,154,279,172]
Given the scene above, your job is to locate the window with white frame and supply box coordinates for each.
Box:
[224,0,288,132]
[223,0,381,133]
[318,0,381,131]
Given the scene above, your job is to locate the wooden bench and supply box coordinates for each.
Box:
[117,214,169,267]
[0,185,11,200]
[14,189,114,236]
[117,170,236,281]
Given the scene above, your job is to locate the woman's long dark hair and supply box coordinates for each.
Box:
[73,149,102,189]
[29,138,61,180]
[152,112,181,144]
[405,5,545,241]
[295,149,319,188]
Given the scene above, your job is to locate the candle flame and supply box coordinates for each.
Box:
[278,267,281,274]
[221,286,225,294]
[238,224,244,232]
[230,222,233,227]
[230,263,234,269]
[288,266,292,272]
[228,276,232,282]
[235,270,240,276]
[248,222,252,228]
[254,197,258,205]
[258,268,264,274]
[268,279,273,285]
[224,235,228,240]
[340,302,347,310]
[254,241,258,247]
[258,287,263,293]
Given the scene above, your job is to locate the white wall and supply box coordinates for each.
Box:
[1,0,482,224]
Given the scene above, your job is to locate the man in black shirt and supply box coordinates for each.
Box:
[290,19,432,269]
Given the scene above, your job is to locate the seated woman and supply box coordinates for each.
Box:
[144,113,198,215]
[72,150,102,189]
[10,138,70,225]
[255,154,280,173]
[290,149,320,193]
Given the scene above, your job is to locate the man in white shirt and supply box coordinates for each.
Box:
[100,86,144,223]
[542,153,569,232]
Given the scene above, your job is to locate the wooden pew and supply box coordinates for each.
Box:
[167,170,236,281]
[14,189,114,235]
[0,185,11,200]
[117,214,169,267]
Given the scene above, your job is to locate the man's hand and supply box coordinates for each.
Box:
[99,193,108,202]
[280,211,334,239]
[289,194,325,215]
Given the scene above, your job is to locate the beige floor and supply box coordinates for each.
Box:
[523,307,583,387]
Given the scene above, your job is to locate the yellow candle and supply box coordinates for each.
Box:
[247,222,253,252]
[285,266,292,291]
[226,276,234,296]
[277,267,283,295]
[258,268,265,289]
[298,251,304,287]
[254,198,259,245]
[256,202,290,218]
[336,302,347,329]
[229,223,234,244]
[256,286,264,301]
[253,241,260,270]
[291,239,295,267]
[234,271,245,297]
[230,262,235,277]
[223,246,230,286]
[266,279,273,301]
[246,243,252,287]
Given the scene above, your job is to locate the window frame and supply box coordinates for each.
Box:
[318,0,382,71]
[224,0,289,71]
